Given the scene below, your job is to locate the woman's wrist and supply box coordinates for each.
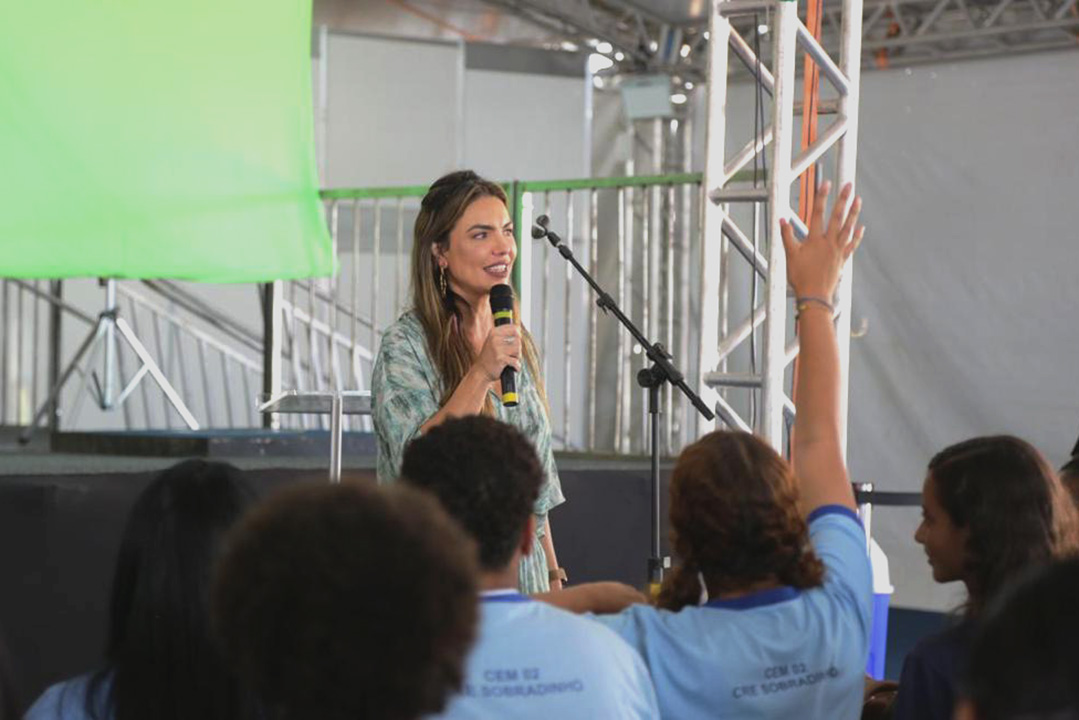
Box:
[796,296,835,319]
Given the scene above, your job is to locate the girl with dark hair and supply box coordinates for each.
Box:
[956,557,1079,720]
[893,435,1079,720]
[24,459,260,720]
[597,183,871,719]
[371,170,565,594]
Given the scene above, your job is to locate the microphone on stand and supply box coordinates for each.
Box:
[532,215,562,247]
[488,284,518,408]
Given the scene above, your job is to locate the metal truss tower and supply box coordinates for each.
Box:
[697,0,864,452]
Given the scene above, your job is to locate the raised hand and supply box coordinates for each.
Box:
[779,181,864,300]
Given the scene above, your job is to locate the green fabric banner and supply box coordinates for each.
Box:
[0,0,333,281]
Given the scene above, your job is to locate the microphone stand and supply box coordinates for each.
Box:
[532,217,715,590]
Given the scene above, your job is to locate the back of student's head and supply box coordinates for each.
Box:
[961,557,1079,720]
[98,459,258,720]
[400,415,543,571]
[212,482,479,720]
[928,435,1079,616]
[657,430,824,611]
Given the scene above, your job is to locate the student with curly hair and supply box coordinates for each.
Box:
[893,435,1079,720]
[400,415,659,719]
[211,482,479,720]
[956,557,1079,720]
[24,460,261,720]
[594,182,871,719]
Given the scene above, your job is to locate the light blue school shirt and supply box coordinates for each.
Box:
[596,506,872,720]
[432,590,659,720]
[25,672,113,720]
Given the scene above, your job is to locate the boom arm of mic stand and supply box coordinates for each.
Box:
[546,233,714,423]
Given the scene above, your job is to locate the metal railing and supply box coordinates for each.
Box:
[0,279,263,431]
[3,172,712,454]
[276,174,706,453]
[515,175,703,455]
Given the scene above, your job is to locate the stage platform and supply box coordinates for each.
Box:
[0,427,673,707]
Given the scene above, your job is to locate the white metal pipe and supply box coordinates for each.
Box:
[542,191,551,384]
[697,0,733,439]
[721,215,770,279]
[351,200,361,381]
[724,126,774,185]
[588,188,599,451]
[715,393,752,432]
[761,0,799,448]
[665,181,676,454]
[717,303,767,364]
[615,186,627,452]
[395,198,405,317]
[518,193,534,329]
[836,0,866,458]
[796,20,852,96]
[563,190,574,450]
[371,198,382,345]
[791,116,849,179]
[729,29,775,96]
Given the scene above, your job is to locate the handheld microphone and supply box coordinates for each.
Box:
[488,284,518,408]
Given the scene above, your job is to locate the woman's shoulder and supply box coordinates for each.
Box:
[377,311,428,355]
[382,309,423,339]
[904,619,974,679]
[25,672,111,720]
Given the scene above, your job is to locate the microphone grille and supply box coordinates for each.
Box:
[489,283,514,300]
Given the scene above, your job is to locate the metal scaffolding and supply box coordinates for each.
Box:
[472,0,1076,85]
[697,0,863,452]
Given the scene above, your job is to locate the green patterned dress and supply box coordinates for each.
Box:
[371,310,565,594]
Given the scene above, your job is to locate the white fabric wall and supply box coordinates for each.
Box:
[464,70,588,181]
[318,33,589,187]
[322,34,462,187]
[849,50,1079,610]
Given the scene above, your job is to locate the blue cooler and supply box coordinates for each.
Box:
[866,537,893,680]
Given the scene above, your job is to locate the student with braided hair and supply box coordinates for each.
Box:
[596,182,872,720]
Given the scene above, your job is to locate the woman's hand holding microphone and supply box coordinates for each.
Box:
[475,323,522,385]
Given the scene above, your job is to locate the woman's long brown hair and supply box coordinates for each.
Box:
[411,170,545,414]
[656,431,825,611]
[929,435,1079,618]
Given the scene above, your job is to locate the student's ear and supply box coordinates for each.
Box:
[519,515,536,557]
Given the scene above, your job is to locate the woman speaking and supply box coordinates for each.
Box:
[372,170,565,594]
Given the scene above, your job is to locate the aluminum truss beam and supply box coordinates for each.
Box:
[698,0,863,452]
[850,0,1079,65]
[486,0,1076,84]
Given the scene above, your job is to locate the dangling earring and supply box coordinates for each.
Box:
[438,265,447,297]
